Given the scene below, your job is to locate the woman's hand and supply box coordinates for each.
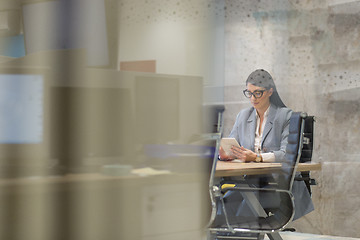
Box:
[230,146,257,162]
[218,146,233,161]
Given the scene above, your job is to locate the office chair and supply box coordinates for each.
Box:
[295,115,316,195]
[207,112,310,240]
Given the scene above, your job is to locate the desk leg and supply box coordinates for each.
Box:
[267,232,283,240]
[239,184,268,218]
[239,185,284,240]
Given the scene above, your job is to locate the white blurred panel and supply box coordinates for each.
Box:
[22,0,108,66]
[0,74,43,143]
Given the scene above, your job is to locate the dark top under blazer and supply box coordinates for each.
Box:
[228,104,292,162]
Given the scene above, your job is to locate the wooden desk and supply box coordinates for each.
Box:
[215,161,321,177]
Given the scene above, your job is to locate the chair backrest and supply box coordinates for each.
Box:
[300,115,315,163]
[297,115,315,195]
[262,112,308,230]
[278,112,307,191]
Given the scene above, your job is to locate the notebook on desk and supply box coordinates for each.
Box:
[220,138,241,156]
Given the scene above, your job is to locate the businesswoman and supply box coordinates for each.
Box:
[215,69,313,226]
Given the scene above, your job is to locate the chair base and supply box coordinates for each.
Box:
[208,231,263,240]
[208,230,284,240]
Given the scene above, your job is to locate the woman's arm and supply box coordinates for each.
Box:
[218,111,243,161]
[272,108,292,162]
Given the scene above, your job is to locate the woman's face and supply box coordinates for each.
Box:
[245,83,273,111]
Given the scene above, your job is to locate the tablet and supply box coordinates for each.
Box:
[220,138,241,156]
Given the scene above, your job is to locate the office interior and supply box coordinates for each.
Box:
[0,0,359,239]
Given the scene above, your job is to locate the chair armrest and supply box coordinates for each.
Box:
[294,176,316,184]
[221,185,293,196]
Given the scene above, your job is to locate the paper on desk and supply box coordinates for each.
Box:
[131,167,171,176]
[232,159,245,163]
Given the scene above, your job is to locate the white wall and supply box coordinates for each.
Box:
[117,0,225,104]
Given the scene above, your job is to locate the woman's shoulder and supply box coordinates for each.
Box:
[276,106,292,114]
[273,106,292,120]
[237,106,255,118]
[232,107,254,124]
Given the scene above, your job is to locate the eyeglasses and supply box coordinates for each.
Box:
[243,89,266,99]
